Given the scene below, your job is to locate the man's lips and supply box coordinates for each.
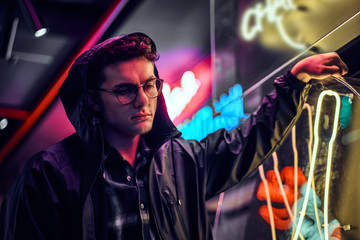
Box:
[131,113,151,121]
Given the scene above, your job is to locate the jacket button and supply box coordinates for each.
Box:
[140,203,145,209]
[127,176,131,181]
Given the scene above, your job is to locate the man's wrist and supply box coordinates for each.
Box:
[290,66,311,83]
[286,70,308,90]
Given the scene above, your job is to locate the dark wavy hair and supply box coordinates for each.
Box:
[87,32,159,88]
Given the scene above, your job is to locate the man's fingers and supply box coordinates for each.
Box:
[291,52,349,83]
[325,54,349,75]
[309,66,342,80]
[324,65,343,78]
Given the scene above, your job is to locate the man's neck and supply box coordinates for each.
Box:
[103,130,140,167]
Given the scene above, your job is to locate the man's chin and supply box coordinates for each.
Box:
[133,123,153,135]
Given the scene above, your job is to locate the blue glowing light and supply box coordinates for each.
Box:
[178,84,248,141]
[339,95,352,129]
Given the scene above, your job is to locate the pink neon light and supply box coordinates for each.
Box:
[163,71,201,120]
[166,57,212,126]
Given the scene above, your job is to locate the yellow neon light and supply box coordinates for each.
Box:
[290,104,323,240]
[291,126,298,230]
[260,104,313,240]
[272,152,295,221]
[290,126,300,240]
[258,165,277,240]
[240,0,306,50]
[302,104,324,240]
[293,90,341,240]
[272,151,305,240]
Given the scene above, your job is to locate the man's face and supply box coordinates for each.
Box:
[98,57,158,138]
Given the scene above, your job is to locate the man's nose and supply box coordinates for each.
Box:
[134,87,148,108]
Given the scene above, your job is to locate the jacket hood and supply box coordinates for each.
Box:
[58,35,181,155]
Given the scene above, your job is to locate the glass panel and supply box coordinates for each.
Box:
[208,0,360,239]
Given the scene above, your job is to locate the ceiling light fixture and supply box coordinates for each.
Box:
[17,0,48,38]
[0,114,8,130]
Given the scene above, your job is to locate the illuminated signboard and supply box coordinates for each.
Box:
[162,71,201,121]
[178,84,248,141]
[240,0,306,50]
[293,90,341,240]
[162,57,212,126]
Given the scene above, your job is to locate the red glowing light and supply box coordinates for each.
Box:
[257,166,307,230]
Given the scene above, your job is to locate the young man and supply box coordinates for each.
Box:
[0,32,348,239]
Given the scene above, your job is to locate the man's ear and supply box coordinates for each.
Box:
[87,89,101,113]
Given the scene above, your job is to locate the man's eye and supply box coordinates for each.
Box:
[116,87,132,95]
[145,83,155,89]
[145,80,157,89]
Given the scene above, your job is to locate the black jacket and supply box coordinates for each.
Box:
[0,36,311,239]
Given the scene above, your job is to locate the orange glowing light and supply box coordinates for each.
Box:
[257,166,307,230]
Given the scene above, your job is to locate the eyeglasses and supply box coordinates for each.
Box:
[94,78,164,105]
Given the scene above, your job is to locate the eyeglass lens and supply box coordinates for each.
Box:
[116,79,162,104]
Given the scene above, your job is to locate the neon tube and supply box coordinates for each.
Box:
[289,126,308,240]
[259,165,277,240]
[290,104,323,240]
[272,152,295,221]
[293,90,341,240]
[323,93,341,239]
[240,0,305,50]
[243,10,360,99]
[291,126,298,229]
[332,76,360,100]
[302,104,324,240]
[272,134,305,240]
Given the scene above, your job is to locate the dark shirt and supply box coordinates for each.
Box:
[103,139,156,239]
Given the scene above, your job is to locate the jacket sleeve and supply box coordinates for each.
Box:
[195,71,311,199]
[0,152,68,240]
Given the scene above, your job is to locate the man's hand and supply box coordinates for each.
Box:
[291,52,349,83]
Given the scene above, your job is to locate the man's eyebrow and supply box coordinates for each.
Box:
[144,75,157,81]
[112,76,157,89]
[113,82,134,89]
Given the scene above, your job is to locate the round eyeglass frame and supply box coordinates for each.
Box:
[94,78,164,105]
